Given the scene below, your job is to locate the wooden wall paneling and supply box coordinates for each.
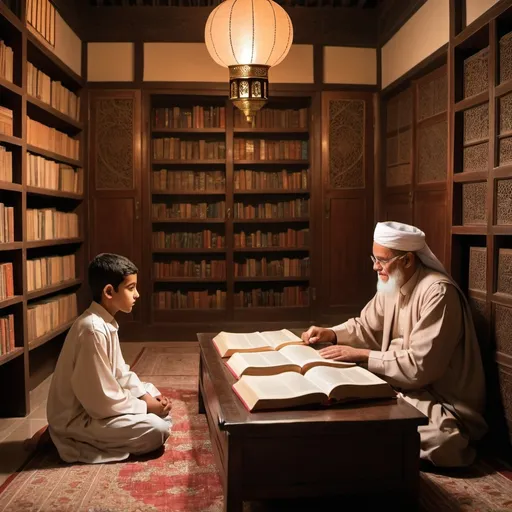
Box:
[320,91,375,320]
[88,89,142,326]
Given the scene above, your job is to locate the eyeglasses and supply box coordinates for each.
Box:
[370,254,407,266]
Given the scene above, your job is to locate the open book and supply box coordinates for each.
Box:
[232,366,396,412]
[226,344,355,378]
[213,328,303,357]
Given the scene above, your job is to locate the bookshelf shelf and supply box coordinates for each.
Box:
[0,181,22,192]
[234,276,310,282]
[234,189,309,195]
[28,319,76,352]
[27,95,83,132]
[233,218,310,224]
[234,127,309,134]
[451,226,488,235]
[151,127,225,134]
[152,159,226,165]
[0,242,22,251]
[152,248,226,254]
[0,134,23,147]
[26,145,82,167]
[0,348,24,368]
[453,171,488,183]
[151,190,226,196]
[454,91,489,112]
[234,160,309,165]
[0,295,23,309]
[26,278,82,301]
[152,218,225,224]
[0,76,22,96]
[25,237,83,248]
[234,247,310,253]
[26,186,83,200]
[0,2,22,30]
[153,277,226,283]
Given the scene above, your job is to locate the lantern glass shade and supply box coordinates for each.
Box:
[205,0,293,69]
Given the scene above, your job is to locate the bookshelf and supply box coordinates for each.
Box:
[0,0,85,417]
[147,93,312,325]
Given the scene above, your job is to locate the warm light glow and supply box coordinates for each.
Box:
[205,0,293,69]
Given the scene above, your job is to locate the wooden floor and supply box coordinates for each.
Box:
[0,341,180,486]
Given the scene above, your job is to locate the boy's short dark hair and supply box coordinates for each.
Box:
[88,253,138,303]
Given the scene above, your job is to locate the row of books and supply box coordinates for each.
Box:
[0,106,13,136]
[0,203,15,243]
[27,153,83,193]
[152,230,225,249]
[26,209,79,241]
[233,199,309,219]
[27,118,80,160]
[27,0,56,46]
[27,292,77,341]
[0,262,14,300]
[27,63,80,121]
[152,201,226,220]
[153,260,226,279]
[153,138,226,161]
[233,139,308,161]
[234,286,309,308]
[153,106,226,129]
[0,314,15,356]
[0,41,14,83]
[234,257,310,278]
[27,254,75,292]
[234,228,309,249]
[234,107,308,129]
[153,290,226,310]
[152,170,225,192]
[234,169,308,191]
[0,145,13,183]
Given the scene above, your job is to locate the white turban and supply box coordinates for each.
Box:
[373,221,447,276]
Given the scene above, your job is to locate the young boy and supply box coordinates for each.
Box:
[47,253,172,464]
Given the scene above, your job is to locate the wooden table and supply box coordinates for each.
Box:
[197,333,428,512]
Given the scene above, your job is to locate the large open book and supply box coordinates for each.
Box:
[232,366,396,412]
[226,344,355,378]
[213,328,303,357]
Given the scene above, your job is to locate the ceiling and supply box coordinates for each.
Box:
[86,0,382,8]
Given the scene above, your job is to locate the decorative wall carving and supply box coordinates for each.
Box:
[95,98,134,190]
[463,47,489,99]
[386,135,398,166]
[469,297,489,345]
[468,247,487,292]
[496,179,512,225]
[500,93,512,135]
[500,31,512,85]
[499,137,512,167]
[463,142,488,173]
[398,129,411,164]
[397,89,412,129]
[498,249,512,297]
[417,120,447,183]
[417,74,447,121]
[386,164,411,187]
[328,99,365,189]
[495,304,512,355]
[462,182,487,225]
[464,103,489,144]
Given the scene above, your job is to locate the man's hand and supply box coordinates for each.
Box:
[318,345,370,363]
[301,326,336,345]
[140,393,172,418]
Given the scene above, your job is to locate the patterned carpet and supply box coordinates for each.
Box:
[0,347,511,512]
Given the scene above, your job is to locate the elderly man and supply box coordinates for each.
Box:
[302,221,487,467]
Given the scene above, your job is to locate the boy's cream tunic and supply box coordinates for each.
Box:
[332,265,487,466]
[47,302,171,463]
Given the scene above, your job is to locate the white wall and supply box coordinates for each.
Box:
[466,0,499,25]
[88,43,134,82]
[324,46,377,85]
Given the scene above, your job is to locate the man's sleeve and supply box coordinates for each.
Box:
[367,283,462,389]
[330,293,385,350]
[71,329,147,419]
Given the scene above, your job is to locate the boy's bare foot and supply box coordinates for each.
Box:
[24,425,54,452]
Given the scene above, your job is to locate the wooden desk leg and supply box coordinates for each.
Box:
[224,436,243,512]
[198,355,205,414]
[400,429,421,511]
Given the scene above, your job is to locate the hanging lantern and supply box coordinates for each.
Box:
[205,0,293,122]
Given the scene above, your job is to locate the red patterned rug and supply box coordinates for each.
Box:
[1,347,512,511]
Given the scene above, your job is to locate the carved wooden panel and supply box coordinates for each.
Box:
[463,103,489,144]
[417,120,447,183]
[462,182,487,225]
[500,93,512,135]
[386,135,398,166]
[397,89,412,129]
[469,297,489,345]
[384,195,412,225]
[398,130,411,164]
[495,304,512,355]
[328,99,365,189]
[496,179,512,225]
[499,137,512,167]
[386,97,398,133]
[387,165,411,187]
[463,142,488,173]
[468,247,487,292]
[500,31,512,85]
[497,366,512,440]
[463,47,489,99]
[498,249,512,297]
[94,98,134,190]
[417,73,447,121]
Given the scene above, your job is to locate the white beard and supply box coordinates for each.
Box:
[377,268,406,295]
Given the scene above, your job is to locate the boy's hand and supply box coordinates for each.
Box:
[140,393,172,418]
[155,394,171,408]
